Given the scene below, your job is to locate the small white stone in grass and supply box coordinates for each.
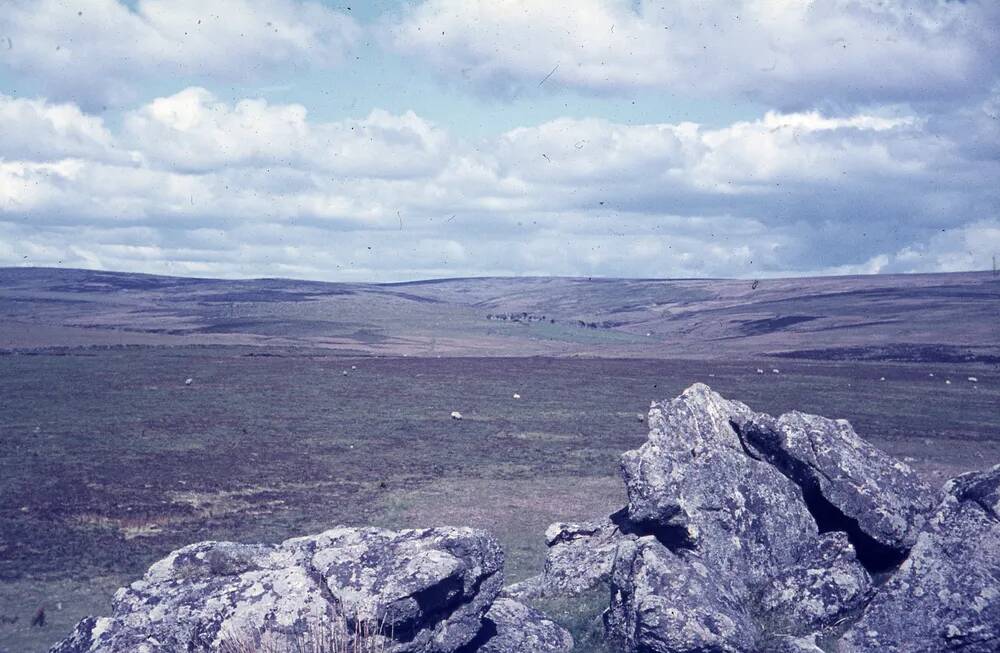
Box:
[450,411,463,420]
[968,377,978,383]
[184,378,193,385]
[880,377,886,381]
[929,373,935,377]
[512,393,521,399]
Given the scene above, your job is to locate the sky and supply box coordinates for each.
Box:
[0,0,998,282]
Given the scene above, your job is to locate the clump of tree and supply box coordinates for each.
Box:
[486,312,554,324]
[576,320,626,329]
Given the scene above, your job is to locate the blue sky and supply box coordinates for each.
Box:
[0,0,998,281]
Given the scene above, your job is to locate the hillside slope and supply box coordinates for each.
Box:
[1,267,997,360]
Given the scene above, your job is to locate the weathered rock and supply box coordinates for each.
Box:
[757,531,872,636]
[839,465,1000,652]
[504,512,635,599]
[738,411,938,557]
[605,537,758,653]
[476,598,573,653]
[51,527,505,653]
[765,634,826,652]
[606,384,917,652]
[620,384,820,589]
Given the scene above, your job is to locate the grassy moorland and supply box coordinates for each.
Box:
[1,268,997,651]
[1,348,997,652]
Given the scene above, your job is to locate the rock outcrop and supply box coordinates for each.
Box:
[53,383,1000,653]
[755,531,872,636]
[604,536,759,652]
[600,385,879,651]
[504,513,635,600]
[525,383,997,653]
[840,464,1000,652]
[476,598,574,653]
[51,527,571,653]
[737,410,938,560]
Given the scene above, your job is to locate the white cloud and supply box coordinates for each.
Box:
[0,95,130,163]
[889,221,1000,273]
[388,0,999,107]
[0,0,360,107]
[121,88,452,178]
[1,88,997,280]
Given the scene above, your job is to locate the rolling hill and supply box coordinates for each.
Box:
[1,267,997,361]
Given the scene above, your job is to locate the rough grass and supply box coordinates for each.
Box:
[2,348,998,651]
[528,589,617,653]
[221,615,390,653]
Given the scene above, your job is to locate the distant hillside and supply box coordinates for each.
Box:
[1,267,997,361]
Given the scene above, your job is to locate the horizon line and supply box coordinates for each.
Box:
[0,264,993,287]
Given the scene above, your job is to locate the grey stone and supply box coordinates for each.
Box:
[620,384,820,590]
[604,537,758,653]
[51,527,505,653]
[738,410,938,555]
[765,634,826,652]
[839,465,1000,652]
[757,531,872,636]
[605,384,900,652]
[504,514,635,600]
[476,598,573,653]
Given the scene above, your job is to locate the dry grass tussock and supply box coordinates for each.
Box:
[220,614,391,653]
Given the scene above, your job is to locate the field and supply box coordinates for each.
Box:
[2,347,998,652]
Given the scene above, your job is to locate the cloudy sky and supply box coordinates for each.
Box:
[1,0,998,281]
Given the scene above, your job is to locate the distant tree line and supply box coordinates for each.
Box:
[486,312,554,324]
[485,313,624,330]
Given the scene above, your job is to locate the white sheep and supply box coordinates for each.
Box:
[450,411,463,420]
[512,393,521,399]
[756,368,765,375]
[968,377,979,383]
[184,378,193,386]
[771,369,780,374]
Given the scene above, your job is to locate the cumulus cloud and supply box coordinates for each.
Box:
[0,95,129,163]
[388,0,1000,108]
[0,87,997,280]
[889,221,1000,273]
[0,0,360,107]
[121,88,452,178]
